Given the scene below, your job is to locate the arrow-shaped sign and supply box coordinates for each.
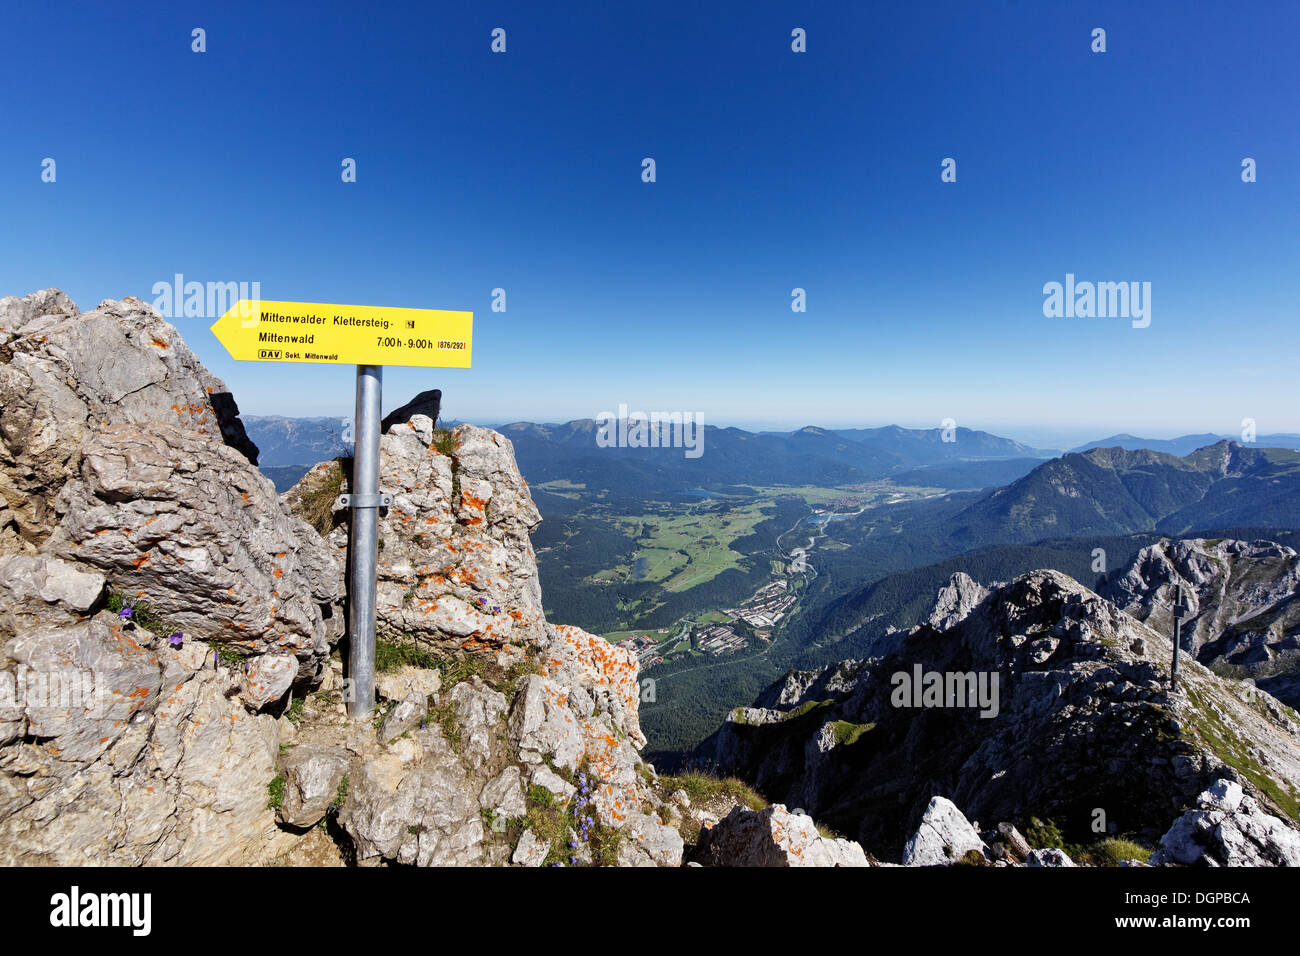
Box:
[210,299,473,368]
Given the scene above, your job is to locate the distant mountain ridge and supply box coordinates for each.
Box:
[946,441,1300,547]
[245,416,1300,502]
[829,424,1051,459]
[1071,432,1300,456]
[243,415,350,467]
[493,420,1057,499]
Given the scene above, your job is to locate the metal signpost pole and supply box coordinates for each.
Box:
[1170,581,1183,693]
[344,364,387,719]
[210,299,470,720]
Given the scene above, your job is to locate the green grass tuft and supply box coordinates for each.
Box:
[432,428,458,457]
[374,636,440,673]
[785,699,833,720]
[267,774,285,811]
[659,770,766,812]
[514,774,623,866]
[292,460,344,536]
[428,701,461,751]
[830,720,875,747]
[1080,837,1153,866]
[106,591,177,635]
[1024,817,1066,851]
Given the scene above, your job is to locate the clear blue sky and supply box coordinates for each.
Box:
[2,1,1297,446]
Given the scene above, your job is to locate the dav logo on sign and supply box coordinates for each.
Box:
[258,349,282,359]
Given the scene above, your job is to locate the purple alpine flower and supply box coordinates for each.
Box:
[118,607,133,619]
[168,633,183,648]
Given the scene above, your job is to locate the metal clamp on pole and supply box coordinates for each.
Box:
[346,364,383,720]
[336,493,392,509]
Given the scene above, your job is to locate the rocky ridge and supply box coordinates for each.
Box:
[0,289,764,867]
[706,566,1300,864]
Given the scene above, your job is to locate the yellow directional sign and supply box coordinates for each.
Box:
[210,300,472,368]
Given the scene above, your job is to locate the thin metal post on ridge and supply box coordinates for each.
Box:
[341,364,389,719]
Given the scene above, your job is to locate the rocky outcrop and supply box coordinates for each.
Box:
[1026,847,1076,867]
[0,290,257,553]
[1150,778,1300,866]
[273,409,676,865]
[0,291,341,685]
[1105,538,1300,707]
[46,425,343,682]
[310,616,675,867]
[754,659,869,710]
[0,554,104,629]
[381,388,441,434]
[924,572,988,631]
[0,290,348,863]
[695,803,868,867]
[288,417,545,652]
[278,744,351,828]
[0,554,296,864]
[341,725,488,866]
[709,568,1300,862]
[901,796,988,866]
[1,288,684,867]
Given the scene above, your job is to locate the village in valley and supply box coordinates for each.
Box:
[588,485,940,671]
[615,552,805,668]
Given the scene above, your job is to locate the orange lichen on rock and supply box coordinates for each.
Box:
[543,624,640,719]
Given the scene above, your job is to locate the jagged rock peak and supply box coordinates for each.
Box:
[924,571,989,631]
[710,564,1300,863]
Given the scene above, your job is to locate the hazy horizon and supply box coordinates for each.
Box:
[239,406,1291,456]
